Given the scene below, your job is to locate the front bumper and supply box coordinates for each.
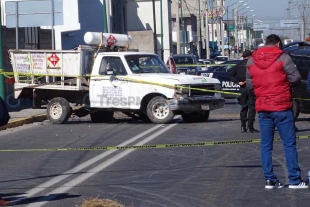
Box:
[168,96,225,111]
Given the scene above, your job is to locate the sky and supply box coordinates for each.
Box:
[224,0,303,40]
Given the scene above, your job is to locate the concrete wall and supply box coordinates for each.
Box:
[56,0,127,50]
[39,29,53,49]
[1,27,52,109]
[127,0,172,62]
[128,30,154,53]
[2,28,24,70]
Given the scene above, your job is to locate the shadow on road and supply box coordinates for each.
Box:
[10,193,81,206]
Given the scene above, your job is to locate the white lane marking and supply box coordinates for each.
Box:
[25,124,177,207]
[18,124,163,203]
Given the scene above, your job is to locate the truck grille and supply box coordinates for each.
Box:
[188,84,216,96]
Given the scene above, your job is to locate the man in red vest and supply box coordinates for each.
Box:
[0,198,10,206]
[246,34,307,189]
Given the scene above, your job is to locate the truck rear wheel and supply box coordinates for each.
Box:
[47,97,72,124]
[182,111,209,123]
[146,97,174,124]
[90,111,114,123]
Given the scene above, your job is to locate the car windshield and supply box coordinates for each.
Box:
[125,55,171,74]
[215,57,228,61]
[173,56,194,64]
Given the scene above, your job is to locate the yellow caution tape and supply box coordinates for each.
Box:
[171,63,237,67]
[2,71,310,99]
[0,71,242,96]
[0,135,308,152]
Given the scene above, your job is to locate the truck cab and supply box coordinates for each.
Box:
[171,54,202,75]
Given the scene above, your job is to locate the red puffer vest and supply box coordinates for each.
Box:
[247,46,292,112]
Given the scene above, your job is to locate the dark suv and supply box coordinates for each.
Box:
[171,54,202,75]
[283,41,310,119]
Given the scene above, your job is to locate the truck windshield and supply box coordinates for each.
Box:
[125,55,171,74]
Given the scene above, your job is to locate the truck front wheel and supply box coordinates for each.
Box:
[90,111,114,123]
[47,97,72,124]
[146,97,174,124]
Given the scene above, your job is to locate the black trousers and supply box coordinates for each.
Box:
[239,86,256,127]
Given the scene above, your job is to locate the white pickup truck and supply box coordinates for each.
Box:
[9,32,225,124]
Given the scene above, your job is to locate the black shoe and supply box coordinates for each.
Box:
[265,180,284,189]
[241,126,247,133]
[247,127,259,133]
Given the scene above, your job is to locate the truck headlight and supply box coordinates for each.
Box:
[175,85,182,94]
[215,83,222,91]
[175,85,189,95]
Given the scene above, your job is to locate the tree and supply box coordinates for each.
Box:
[291,0,310,40]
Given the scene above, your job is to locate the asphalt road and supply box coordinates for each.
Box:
[1,100,310,207]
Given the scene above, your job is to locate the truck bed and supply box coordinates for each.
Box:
[9,46,94,98]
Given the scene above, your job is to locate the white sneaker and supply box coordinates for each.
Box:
[288,182,308,189]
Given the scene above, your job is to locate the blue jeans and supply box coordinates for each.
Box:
[258,110,301,185]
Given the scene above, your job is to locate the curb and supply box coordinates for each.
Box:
[0,114,47,131]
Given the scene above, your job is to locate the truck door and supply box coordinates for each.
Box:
[90,56,130,109]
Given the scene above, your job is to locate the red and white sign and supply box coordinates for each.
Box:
[48,53,60,66]
[107,34,117,46]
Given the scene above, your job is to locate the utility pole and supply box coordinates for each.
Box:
[241,16,244,50]
[180,0,185,54]
[176,0,181,54]
[103,0,108,33]
[198,0,202,58]
[160,0,164,59]
[152,0,158,54]
[106,0,111,33]
[205,2,210,59]
[221,19,224,54]
[234,6,237,58]
[0,3,4,100]
[211,0,214,51]
[227,5,230,56]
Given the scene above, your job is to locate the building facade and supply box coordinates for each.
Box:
[126,0,172,62]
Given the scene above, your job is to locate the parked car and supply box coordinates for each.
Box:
[171,54,202,75]
[214,56,229,64]
[196,60,242,98]
[166,56,177,74]
[283,41,310,119]
[198,59,216,69]
[210,49,221,59]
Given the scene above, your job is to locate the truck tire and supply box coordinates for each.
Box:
[292,99,300,120]
[90,111,114,123]
[182,111,209,123]
[47,97,72,124]
[146,97,174,124]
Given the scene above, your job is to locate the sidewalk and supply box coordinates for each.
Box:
[0,108,47,131]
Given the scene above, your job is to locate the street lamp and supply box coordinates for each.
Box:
[233,5,251,54]
[243,9,254,15]
[226,1,245,56]
[241,10,254,49]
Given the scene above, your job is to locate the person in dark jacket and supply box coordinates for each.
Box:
[0,97,11,206]
[230,50,258,133]
[307,71,310,93]
[246,34,307,189]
